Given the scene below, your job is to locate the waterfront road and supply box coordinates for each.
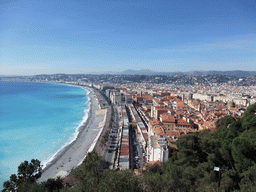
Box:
[103,105,120,169]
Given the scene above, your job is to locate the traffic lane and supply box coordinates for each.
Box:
[104,129,119,166]
[135,133,144,167]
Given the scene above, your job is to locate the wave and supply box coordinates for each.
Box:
[41,89,91,169]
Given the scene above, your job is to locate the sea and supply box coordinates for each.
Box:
[0,81,89,188]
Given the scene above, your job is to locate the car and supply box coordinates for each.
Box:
[107,148,113,152]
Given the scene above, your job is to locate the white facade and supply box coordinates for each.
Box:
[147,136,168,162]
[193,93,212,101]
[110,91,121,104]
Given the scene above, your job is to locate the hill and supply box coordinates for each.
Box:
[120,69,256,77]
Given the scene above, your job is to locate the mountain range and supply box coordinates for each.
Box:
[1,70,256,77]
[117,69,256,77]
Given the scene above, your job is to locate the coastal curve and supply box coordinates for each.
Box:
[38,86,107,182]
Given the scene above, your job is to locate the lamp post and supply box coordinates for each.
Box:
[214,167,221,189]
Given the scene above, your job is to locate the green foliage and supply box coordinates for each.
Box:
[70,151,142,192]
[175,133,207,167]
[113,145,119,169]
[5,103,256,191]
[42,177,63,192]
[100,130,110,147]
[2,159,42,192]
[99,169,142,192]
[142,163,176,192]
[231,130,256,172]
[2,159,65,192]
[109,105,114,129]
[18,159,42,183]
[241,103,256,130]
[70,151,107,192]
[215,116,236,141]
[146,103,256,191]
[240,163,256,191]
[16,182,46,192]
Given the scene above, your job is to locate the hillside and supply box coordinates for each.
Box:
[3,103,256,191]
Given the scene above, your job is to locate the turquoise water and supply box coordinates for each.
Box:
[0,81,89,187]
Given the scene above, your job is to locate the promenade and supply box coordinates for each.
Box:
[38,87,108,182]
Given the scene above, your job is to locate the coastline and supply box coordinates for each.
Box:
[0,80,109,183]
[41,86,91,169]
[38,85,107,182]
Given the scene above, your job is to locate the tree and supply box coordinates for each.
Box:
[99,169,142,192]
[215,116,235,131]
[241,103,256,130]
[2,174,17,192]
[2,159,42,192]
[175,133,207,167]
[42,177,63,192]
[17,159,42,183]
[231,131,256,172]
[240,163,256,191]
[71,151,107,192]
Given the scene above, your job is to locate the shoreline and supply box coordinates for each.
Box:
[40,85,91,170]
[38,85,108,182]
[0,80,108,182]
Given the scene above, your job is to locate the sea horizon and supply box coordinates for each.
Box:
[0,81,90,188]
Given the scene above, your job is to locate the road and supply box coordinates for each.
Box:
[103,105,120,169]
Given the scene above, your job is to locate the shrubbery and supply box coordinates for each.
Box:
[5,103,256,191]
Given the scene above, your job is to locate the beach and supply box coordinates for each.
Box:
[38,86,107,182]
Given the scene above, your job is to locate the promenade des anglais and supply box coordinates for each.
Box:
[1,72,256,191]
[1,0,256,191]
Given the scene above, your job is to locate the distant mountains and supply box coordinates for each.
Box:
[2,70,256,77]
[119,69,256,77]
[121,69,158,75]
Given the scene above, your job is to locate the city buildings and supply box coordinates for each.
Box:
[3,73,256,170]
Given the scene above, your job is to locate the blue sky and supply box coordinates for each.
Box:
[0,0,256,75]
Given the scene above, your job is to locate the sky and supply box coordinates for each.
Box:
[0,0,256,75]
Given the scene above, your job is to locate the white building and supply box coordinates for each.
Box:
[147,135,168,162]
[110,90,121,105]
[193,93,212,101]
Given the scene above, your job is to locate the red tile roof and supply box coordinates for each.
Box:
[120,145,129,155]
[165,130,180,137]
[154,126,165,137]
[149,119,162,126]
